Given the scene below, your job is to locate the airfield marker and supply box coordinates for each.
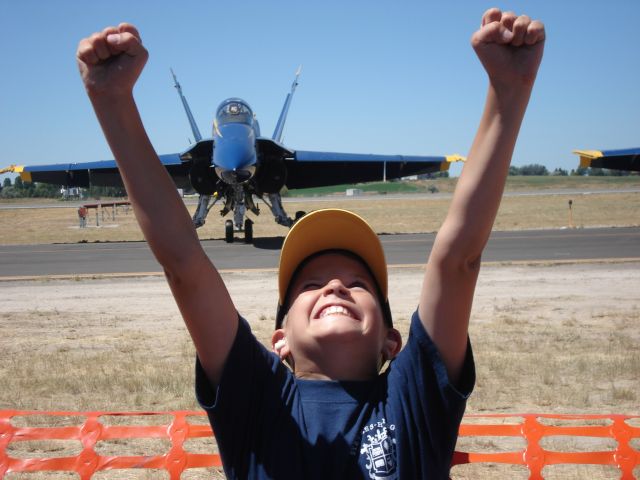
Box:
[568,199,574,228]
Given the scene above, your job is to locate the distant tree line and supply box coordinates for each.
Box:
[0,177,60,198]
[508,164,632,176]
[86,185,128,198]
[417,171,450,179]
[0,177,126,199]
[0,164,633,200]
[570,167,632,176]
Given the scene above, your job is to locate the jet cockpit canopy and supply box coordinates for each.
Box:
[216,98,254,126]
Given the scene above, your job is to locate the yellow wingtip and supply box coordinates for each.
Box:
[572,149,603,159]
[441,154,465,170]
[573,150,603,169]
[445,154,466,163]
[0,164,25,174]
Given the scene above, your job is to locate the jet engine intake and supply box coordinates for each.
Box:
[254,156,287,194]
[189,158,217,195]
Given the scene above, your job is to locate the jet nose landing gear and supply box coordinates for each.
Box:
[223,218,254,244]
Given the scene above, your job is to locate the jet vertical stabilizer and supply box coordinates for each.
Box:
[171,69,202,143]
[272,66,302,143]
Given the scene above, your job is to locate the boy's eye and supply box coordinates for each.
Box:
[301,282,321,291]
[349,281,371,291]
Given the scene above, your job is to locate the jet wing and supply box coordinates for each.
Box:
[573,148,640,172]
[285,150,463,189]
[7,154,191,189]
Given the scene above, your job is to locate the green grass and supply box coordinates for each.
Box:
[504,175,640,189]
[1,175,638,202]
[285,175,640,197]
[285,180,423,196]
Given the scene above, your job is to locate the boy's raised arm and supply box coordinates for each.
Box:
[77,24,238,385]
[419,9,545,383]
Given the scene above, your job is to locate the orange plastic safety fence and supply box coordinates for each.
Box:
[452,413,640,479]
[0,410,220,479]
[1,411,638,479]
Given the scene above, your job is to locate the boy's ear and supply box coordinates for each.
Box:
[382,328,402,360]
[271,329,290,360]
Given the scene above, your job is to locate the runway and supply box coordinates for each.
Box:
[0,227,638,279]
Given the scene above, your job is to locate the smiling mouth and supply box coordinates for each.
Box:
[318,305,356,319]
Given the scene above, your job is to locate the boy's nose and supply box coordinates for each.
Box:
[322,279,349,297]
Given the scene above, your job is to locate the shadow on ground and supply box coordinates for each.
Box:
[252,236,285,250]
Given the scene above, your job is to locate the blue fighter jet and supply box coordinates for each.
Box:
[573,148,640,173]
[4,69,462,243]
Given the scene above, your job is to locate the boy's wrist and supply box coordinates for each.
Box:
[485,81,534,120]
[88,91,139,120]
[488,78,534,101]
[87,89,135,106]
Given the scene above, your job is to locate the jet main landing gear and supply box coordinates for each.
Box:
[224,220,234,243]
[244,219,253,244]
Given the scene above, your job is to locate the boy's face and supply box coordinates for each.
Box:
[276,252,399,379]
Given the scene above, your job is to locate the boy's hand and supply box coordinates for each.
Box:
[77,23,148,98]
[471,8,545,90]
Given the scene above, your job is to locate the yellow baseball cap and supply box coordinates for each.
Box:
[276,209,390,327]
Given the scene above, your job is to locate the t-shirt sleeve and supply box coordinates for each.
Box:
[390,308,474,403]
[196,315,294,410]
[195,316,297,475]
[387,309,475,473]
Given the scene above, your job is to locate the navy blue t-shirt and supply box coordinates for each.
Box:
[196,310,474,479]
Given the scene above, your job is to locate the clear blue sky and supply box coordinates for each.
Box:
[1,0,638,181]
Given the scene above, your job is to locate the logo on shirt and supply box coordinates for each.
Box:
[360,418,397,480]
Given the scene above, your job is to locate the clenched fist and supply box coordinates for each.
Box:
[77,23,148,98]
[471,8,545,90]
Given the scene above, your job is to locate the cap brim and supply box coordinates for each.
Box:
[278,209,387,306]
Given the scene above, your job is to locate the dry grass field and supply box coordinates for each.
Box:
[4,263,636,414]
[0,190,639,245]
[1,181,639,478]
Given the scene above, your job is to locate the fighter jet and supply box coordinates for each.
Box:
[4,69,462,243]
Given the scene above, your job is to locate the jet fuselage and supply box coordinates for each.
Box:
[213,98,259,185]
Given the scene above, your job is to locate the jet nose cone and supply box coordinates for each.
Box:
[212,123,258,185]
[218,167,255,184]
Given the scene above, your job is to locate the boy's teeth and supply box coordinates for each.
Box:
[320,305,352,318]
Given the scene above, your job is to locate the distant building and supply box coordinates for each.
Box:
[60,187,82,199]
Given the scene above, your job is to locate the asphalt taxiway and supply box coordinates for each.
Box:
[0,227,638,279]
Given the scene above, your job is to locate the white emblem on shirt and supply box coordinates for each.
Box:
[360,418,397,480]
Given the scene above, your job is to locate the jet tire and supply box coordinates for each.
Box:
[244,219,253,244]
[225,220,234,243]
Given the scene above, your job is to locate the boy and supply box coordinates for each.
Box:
[77,8,544,478]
